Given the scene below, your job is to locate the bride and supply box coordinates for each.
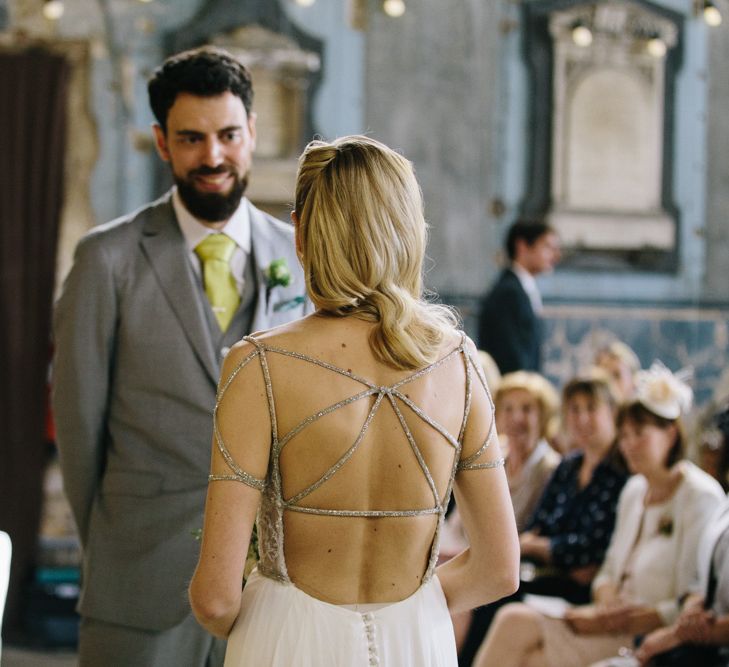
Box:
[188,135,519,666]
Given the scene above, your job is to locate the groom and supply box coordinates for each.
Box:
[52,47,308,666]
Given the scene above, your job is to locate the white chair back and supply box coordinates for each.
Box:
[0,530,12,662]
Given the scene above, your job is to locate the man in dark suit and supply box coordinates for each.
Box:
[52,47,308,666]
[478,220,560,374]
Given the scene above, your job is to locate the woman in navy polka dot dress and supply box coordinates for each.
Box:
[518,374,629,603]
[457,374,628,665]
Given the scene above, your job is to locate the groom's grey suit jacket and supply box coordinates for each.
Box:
[52,191,308,631]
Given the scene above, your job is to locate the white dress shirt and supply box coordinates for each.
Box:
[173,187,251,296]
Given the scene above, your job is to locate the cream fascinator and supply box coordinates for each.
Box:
[635,361,693,420]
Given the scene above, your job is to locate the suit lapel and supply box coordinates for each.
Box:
[140,199,219,386]
[249,201,279,331]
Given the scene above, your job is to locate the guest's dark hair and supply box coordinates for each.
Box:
[505,219,555,260]
[617,401,686,468]
[148,46,253,133]
[562,374,619,412]
[563,374,627,473]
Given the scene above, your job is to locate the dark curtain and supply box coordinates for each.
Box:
[0,48,69,635]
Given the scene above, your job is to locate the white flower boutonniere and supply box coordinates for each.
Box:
[264,258,293,290]
[264,258,305,312]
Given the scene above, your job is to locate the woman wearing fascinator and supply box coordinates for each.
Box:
[474,361,725,667]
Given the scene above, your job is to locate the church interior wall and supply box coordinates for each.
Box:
[1,0,727,399]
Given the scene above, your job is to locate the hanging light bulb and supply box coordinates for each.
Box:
[43,0,65,20]
[703,0,723,26]
[646,35,667,58]
[294,0,316,7]
[383,0,406,18]
[571,20,593,47]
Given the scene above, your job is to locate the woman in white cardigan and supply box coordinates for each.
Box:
[474,362,726,667]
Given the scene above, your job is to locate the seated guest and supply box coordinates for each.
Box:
[496,371,560,531]
[595,340,640,402]
[623,495,729,666]
[474,361,726,667]
[518,373,628,603]
[458,374,627,665]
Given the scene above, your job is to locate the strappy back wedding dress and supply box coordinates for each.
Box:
[212,330,501,666]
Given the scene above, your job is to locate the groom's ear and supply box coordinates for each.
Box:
[152,124,171,162]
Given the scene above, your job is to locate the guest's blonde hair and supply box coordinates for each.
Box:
[494,371,558,438]
[294,135,456,370]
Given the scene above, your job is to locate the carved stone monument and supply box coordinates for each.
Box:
[548,1,678,252]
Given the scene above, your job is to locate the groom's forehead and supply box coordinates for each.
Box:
[165,92,249,132]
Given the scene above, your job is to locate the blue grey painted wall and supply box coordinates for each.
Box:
[363,0,728,406]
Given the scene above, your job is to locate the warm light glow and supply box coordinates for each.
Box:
[137,0,154,4]
[704,3,723,26]
[571,24,593,47]
[646,37,667,58]
[43,0,64,20]
[383,0,406,18]
[294,0,316,7]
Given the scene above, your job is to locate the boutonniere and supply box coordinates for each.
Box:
[264,258,293,290]
[263,258,305,312]
[657,515,674,537]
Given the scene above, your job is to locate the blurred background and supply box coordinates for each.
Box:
[1,0,728,660]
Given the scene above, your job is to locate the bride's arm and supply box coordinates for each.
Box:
[189,341,271,638]
[189,481,260,637]
[436,341,520,614]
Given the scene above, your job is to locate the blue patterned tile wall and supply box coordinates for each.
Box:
[447,294,728,411]
[541,305,729,409]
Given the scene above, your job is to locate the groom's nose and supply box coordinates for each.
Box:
[200,136,224,167]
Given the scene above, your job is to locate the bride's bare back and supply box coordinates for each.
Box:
[211,314,501,605]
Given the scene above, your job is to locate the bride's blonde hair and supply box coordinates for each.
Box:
[294,135,457,370]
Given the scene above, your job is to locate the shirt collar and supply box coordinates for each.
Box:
[511,261,542,313]
[511,261,538,293]
[524,439,551,470]
[172,187,251,254]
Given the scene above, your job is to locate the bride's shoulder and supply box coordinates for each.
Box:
[443,328,472,355]
[235,315,330,358]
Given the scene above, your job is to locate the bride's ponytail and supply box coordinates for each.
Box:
[295,136,457,370]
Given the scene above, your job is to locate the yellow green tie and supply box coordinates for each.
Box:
[194,234,240,332]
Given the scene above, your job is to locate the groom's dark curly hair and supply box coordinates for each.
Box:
[148,46,253,133]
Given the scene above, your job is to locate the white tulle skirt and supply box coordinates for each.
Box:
[224,569,457,666]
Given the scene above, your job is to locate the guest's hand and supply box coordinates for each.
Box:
[519,531,551,562]
[680,593,705,614]
[597,602,638,633]
[676,606,714,644]
[568,564,599,586]
[634,625,681,665]
[599,603,665,636]
[564,605,604,635]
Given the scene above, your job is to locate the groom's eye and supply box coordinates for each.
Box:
[220,130,242,142]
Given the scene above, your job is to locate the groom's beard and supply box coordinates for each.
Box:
[175,165,248,223]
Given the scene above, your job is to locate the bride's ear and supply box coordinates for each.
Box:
[291,211,303,263]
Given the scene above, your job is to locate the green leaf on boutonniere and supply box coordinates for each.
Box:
[264,258,292,289]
